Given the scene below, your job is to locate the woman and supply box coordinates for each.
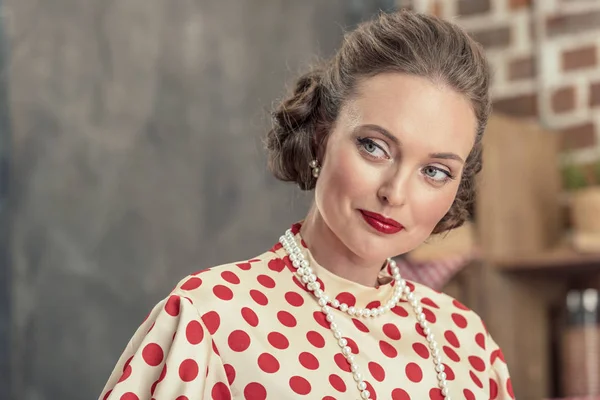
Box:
[100,10,513,400]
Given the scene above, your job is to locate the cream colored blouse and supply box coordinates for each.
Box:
[100,223,513,400]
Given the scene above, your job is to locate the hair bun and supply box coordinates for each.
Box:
[266,69,325,190]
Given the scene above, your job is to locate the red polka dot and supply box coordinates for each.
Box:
[241,307,259,327]
[334,353,351,372]
[236,262,252,270]
[422,307,437,323]
[507,378,515,398]
[289,376,311,395]
[175,396,189,400]
[379,340,398,358]
[268,258,285,272]
[221,271,240,284]
[228,330,251,352]
[464,388,476,400]
[406,281,416,291]
[142,343,164,366]
[185,320,204,345]
[179,359,199,382]
[299,352,320,370]
[158,364,167,382]
[285,291,304,307]
[250,289,268,305]
[211,382,231,400]
[120,393,139,400]
[391,388,410,400]
[469,355,485,371]
[165,295,181,316]
[244,382,267,400]
[257,274,276,288]
[277,310,297,327]
[429,388,444,400]
[368,361,385,382]
[415,323,427,337]
[475,332,486,350]
[453,299,470,310]
[366,300,381,309]
[213,285,234,301]
[412,342,429,359]
[421,297,439,308]
[224,364,236,385]
[405,362,423,382]
[323,396,336,400]
[348,319,367,335]
[365,381,377,399]
[444,330,460,348]
[443,363,455,380]
[443,346,460,362]
[313,311,329,329]
[451,313,468,328]
[391,305,409,317]
[180,277,202,290]
[490,378,499,399]
[329,374,346,392]
[201,311,220,335]
[344,337,359,354]
[118,365,132,382]
[103,390,112,400]
[267,331,289,349]
[335,292,356,307]
[470,370,483,388]
[291,223,301,234]
[212,339,220,355]
[258,353,280,373]
[383,323,401,340]
[306,331,325,348]
[491,349,505,364]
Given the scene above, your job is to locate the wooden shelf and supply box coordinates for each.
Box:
[492,245,600,273]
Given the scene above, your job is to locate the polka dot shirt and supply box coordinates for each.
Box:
[100,223,514,400]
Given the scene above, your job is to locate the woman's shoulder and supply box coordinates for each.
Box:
[167,249,287,311]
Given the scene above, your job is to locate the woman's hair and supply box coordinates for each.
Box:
[265,9,491,234]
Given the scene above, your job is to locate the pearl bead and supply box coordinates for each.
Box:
[331,299,340,308]
[353,372,362,382]
[361,389,370,399]
[339,303,348,312]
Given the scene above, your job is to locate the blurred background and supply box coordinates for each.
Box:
[1,0,600,399]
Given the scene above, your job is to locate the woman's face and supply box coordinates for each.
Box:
[314,73,477,261]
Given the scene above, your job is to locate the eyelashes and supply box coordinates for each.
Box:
[355,137,455,185]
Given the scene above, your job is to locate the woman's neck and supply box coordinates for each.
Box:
[299,205,386,288]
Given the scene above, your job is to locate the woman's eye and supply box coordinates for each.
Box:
[357,137,389,159]
[423,166,453,183]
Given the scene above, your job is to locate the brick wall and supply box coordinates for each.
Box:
[402,0,600,162]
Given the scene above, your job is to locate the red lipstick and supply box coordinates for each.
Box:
[359,210,403,234]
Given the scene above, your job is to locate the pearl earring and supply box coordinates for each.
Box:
[309,159,320,178]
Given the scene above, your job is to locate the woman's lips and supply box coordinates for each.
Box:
[359,210,404,234]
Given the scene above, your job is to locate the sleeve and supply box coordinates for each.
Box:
[99,292,232,400]
[487,334,516,400]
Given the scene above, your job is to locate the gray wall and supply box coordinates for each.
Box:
[3,1,402,399]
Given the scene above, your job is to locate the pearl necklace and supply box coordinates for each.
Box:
[280,229,450,400]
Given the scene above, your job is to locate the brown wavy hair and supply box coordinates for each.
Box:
[265,10,491,234]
